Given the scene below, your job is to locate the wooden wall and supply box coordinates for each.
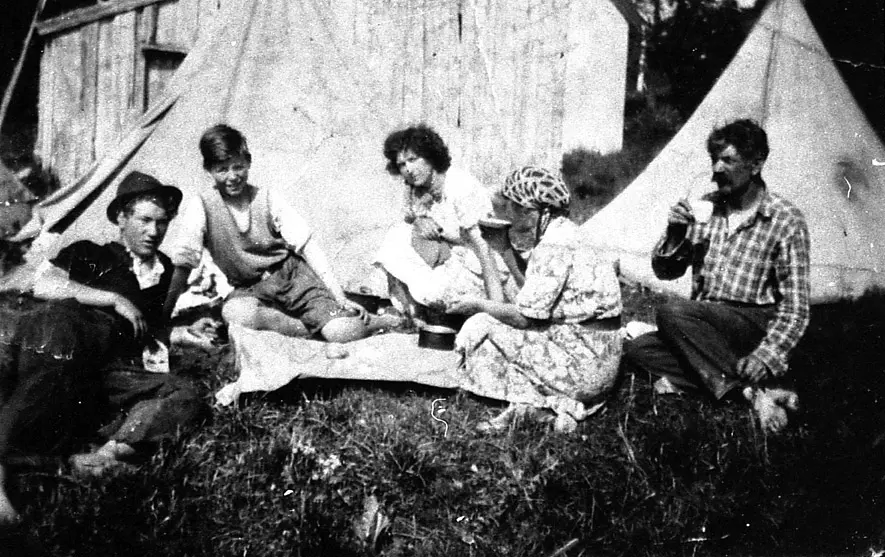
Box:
[36,0,227,187]
[37,0,631,188]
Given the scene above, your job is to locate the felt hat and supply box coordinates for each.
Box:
[106,171,182,223]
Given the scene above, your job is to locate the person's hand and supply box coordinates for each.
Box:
[413,216,443,241]
[171,326,216,351]
[668,199,695,227]
[340,298,370,324]
[113,295,147,338]
[481,225,513,254]
[446,297,484,315]
[735,354,769,383]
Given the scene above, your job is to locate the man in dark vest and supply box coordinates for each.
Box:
[0,171,206,523]
[166,124,398,342]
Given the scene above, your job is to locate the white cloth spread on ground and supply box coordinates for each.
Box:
[215,325,461,405]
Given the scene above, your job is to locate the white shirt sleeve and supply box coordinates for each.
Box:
[167,195,207,269]
[268,189,313,253]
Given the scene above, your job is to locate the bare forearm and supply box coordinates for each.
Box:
[500,248,525,288]
[467,231,504,302]
[651,227,692,280]
[33,272,119,308]
[163,266,193,321]
[301,241,346,301]
[475,299,532,329]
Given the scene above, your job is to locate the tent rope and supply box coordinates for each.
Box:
[219,0,260,119]
[467,0,511,160]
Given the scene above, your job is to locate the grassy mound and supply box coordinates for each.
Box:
[3,287,885,556]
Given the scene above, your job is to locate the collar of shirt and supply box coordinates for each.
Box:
[125,247,166,290]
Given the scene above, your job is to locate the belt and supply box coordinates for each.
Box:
[578,315,623,331]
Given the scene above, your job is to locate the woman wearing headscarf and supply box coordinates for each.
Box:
[446,166,623,433]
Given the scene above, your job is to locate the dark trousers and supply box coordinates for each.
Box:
[0,297,205,460]
[0,299,117,458]
[623,299,775,399]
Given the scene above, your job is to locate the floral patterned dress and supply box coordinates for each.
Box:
[456,217,623,421]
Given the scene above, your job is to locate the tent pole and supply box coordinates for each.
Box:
[0,0,48,135]
[759,0,785,127]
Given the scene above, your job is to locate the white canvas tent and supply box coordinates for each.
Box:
[15,0,636,295]
[17,0,403,293]
[581,0,885,303]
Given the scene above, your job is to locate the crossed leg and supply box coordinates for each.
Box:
[625,299,799,433]
[222,297,402,342]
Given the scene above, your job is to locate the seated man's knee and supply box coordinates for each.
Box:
[623,332,659,367]
[221,297,260,327]
[320,318,367,343]
[655,299,698,330]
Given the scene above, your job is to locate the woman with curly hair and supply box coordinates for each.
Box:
[375,124,513,318]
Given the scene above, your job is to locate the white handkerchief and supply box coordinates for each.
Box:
[128,249,165,290]
[143,341,170,373]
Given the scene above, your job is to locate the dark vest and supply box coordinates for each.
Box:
[198,185,289,287]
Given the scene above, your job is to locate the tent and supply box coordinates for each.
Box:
[580,0,885,303]
[16,0,637,296]
[16,0,406,294]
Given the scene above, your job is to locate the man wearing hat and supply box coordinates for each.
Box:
[0,171,205,524]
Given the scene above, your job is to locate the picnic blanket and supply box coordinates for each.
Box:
[215,326,461,405]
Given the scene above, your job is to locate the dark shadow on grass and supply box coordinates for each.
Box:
[252,378,458,407]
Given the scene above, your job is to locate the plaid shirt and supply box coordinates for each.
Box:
[652,189,811,376]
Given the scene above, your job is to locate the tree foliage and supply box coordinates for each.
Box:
[638,0,761,117]
[631,0,884,137]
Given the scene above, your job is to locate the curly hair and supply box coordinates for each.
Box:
[383,124,452,175]
[707,119,769,163]
[199,124,252,170]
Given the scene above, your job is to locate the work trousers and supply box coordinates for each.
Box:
[623,299,775,399]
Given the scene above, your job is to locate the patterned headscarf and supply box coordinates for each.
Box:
[500,166,570,240]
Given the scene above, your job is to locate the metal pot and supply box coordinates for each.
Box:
[415,305,467,331]
[418,324,457,350]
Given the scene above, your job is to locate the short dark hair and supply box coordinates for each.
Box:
[199,124,252,170]
[383,124,452,175]
[120,192,178,220]
[707,119,769,163]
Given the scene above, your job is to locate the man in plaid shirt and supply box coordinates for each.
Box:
[624,119,810,434]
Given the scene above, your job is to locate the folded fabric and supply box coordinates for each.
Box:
[216,326,461,406]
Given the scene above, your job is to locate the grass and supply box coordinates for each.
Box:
[2,285,885,556]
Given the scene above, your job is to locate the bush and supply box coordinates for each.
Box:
[560,148,646,223]
[623,93,684,155]
[561,93,684,223]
